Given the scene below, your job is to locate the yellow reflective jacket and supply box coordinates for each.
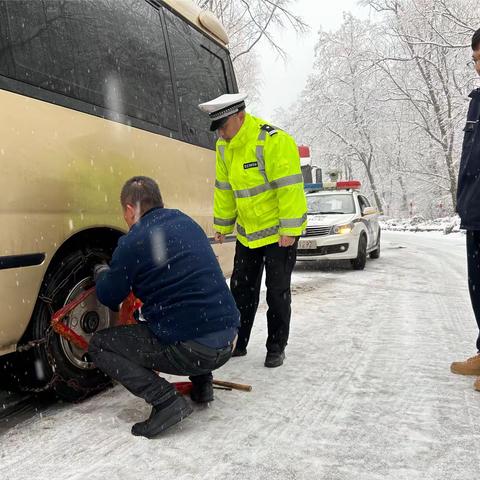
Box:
[213,113,307,249]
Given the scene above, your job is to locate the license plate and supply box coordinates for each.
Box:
[299,239,317,250]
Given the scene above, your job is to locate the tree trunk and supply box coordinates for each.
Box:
[446,150,458,212]
[397,176,409,217]
[364,162,384,213]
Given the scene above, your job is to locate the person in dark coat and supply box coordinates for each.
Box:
[88,176,239,438]
[451,28,480,386]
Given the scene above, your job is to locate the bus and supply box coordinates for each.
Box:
[0,0,237,400]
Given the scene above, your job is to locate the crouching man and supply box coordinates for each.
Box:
[89,176,239,438]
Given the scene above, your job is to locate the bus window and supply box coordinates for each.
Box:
[164,8,232,149]
[0,0,177,130]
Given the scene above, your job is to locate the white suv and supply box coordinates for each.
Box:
[297,182,381,270]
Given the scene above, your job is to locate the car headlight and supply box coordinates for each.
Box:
[333,223,354,235]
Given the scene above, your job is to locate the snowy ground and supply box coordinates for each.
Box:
[1,231,480,480]
[381,215,461,233]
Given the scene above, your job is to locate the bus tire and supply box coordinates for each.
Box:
[351,234,367,270]
[26,247,115,402]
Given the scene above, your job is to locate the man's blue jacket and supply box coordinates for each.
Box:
[458,88,480,230]
[96,207,239,345]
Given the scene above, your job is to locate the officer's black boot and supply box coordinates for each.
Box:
[131,394,193,438]
[264,351,285,368]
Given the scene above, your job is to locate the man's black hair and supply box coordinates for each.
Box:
[120,176,164,214]
[472,28,480,50]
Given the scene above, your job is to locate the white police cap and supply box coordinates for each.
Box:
[198,93,247,131]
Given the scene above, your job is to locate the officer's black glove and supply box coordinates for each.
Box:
[93,263,109,282]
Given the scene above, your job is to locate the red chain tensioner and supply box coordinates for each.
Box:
[50,289,193,394]
[51,289,251,395]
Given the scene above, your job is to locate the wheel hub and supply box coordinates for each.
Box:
[81,311,100,334]
[59,277,117,370]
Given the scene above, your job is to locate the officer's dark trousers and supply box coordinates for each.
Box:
[230,239,298,353]
[466,231,480,351]
[88,324,232,406]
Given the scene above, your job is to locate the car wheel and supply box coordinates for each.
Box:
[370,230,381,259]
[21,247,116,401]
[351,234,367,270]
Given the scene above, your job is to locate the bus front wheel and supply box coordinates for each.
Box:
[27,247,116,401]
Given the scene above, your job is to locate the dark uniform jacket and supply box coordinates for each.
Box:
[96,207,239,346]
[458,88,480,230]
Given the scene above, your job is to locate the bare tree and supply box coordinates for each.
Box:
[195,0,307,101]
[362,0,479,211]
[285,0,478,218]
[288,15,387,212]
[197,0,307,60]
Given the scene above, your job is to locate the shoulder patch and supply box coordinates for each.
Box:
[261,124,279,136]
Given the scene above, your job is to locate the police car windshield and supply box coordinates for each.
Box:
[307,194,355,214]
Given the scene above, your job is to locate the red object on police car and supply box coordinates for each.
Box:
[336,180,362,190]
[298,145,311,158]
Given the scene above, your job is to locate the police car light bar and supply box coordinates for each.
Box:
[304,180,361,192]
[304,182,323,191]
[336,180,361,190]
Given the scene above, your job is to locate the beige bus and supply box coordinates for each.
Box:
[0,0,237,400]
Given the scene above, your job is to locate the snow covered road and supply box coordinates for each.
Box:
[1,231,480,480]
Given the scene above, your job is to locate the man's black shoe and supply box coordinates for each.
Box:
[131,395,193,438]
[232,348,247,357]
[264,351,285,368]
[190,381,214,403]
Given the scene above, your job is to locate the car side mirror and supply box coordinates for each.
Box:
[362,207,377,216]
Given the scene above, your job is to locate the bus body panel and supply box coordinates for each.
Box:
[0,87,234,351]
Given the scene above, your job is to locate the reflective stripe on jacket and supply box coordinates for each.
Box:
[213,113,307,249]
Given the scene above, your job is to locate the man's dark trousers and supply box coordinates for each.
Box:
[89,324,232,406]
[230,239,298,353]
[467,231,480,351]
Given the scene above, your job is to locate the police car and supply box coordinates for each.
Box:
[297,181,381,270]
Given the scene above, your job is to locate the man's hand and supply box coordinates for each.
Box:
[278,235,296,247]
[93,263,109,282]
[214,232,225,244]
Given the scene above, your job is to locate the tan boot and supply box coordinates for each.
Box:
[451,354,480,375]
[474,377,480,391]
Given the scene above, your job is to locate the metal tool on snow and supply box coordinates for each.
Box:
[50,287,252,394]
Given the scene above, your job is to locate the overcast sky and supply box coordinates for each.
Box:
[251,0,368,122]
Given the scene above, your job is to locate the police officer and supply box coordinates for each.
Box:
[199,94,307,368]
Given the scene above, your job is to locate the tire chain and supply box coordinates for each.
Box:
[15,249,113,401]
